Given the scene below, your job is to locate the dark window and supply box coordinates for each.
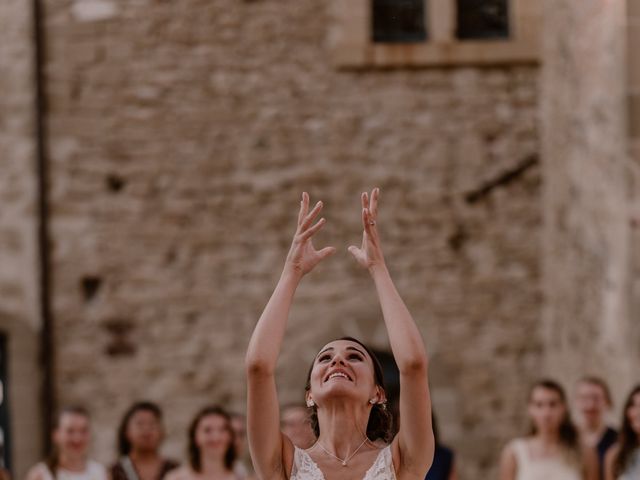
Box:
[0,335,10,473]
[456,0,510,40]
[372,0,427,43]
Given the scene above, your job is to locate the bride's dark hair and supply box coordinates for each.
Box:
[304,336,393,443]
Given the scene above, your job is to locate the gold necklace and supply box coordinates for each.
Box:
[315,437,369,467]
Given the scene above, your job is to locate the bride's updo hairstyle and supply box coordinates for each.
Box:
[304,336,393,443]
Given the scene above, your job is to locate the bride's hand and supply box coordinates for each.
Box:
[284,192,336,277]
[348,188,386,271]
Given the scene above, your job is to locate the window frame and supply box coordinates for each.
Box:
[328,0,540,68]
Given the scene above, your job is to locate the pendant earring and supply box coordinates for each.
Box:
[307,399,315,407]
[369,399,376,405]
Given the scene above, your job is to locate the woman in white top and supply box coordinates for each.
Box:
[26,406,107,480]
[245,189,434,480]
[499,380,597,480]
[604,384,640,480]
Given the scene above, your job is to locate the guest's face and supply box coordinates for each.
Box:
[575,381,609,425]
[54,413,91,458]
[281,406,315,449]
[529,386,566,434]
[196,414,232,458]
[127,410,163,453]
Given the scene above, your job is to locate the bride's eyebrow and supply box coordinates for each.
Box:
[316,347,334,358]
[346,346,366,357]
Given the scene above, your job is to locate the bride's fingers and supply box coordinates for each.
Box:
[300,217,327,241]
[363,208,379,242]
[361,192,368,211]
[300,201,323,231]
[348,245,363,261]
[363,208,374,234]
[362,207,377,230]
[370,188,379,218]
[317,246,336,260]
[299,192,310,225]
[297,193,306,226]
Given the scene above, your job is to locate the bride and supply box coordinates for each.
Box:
[245,189,434,479]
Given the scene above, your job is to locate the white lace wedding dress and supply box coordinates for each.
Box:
[290,445,396,480]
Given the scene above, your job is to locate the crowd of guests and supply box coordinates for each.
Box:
[25,403,246,480]
[21,402,322,480]
[19,377,640,480]
[499,377,640,480]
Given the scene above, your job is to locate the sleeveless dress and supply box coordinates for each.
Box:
[512,439,581,480]
[36,461,108,480]
[619,449,640,480]
[290,445,396,480]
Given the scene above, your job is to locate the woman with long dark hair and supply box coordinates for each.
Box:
[165,406,244,480]
[25,406,107,480]
[499,380,597,480]
[246,189,434,479]
[604,384,640,480]
[111,401,178,480]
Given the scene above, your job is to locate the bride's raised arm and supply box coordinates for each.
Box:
[348,188,435,478]
[245,192,335,480]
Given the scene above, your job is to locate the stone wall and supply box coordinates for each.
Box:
[0,0,43,477]
[39,0,541,478]
[541,0,639,407]
[628,0,640,369]
[7,0,640,477]
[630,0,640,160]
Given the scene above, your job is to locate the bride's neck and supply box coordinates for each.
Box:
[315,401,372,455]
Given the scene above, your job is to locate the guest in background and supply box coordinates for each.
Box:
[111,401,178,480]
[426,414,457,480]
[575,376,617,479]
[499,379,597,480]
[26,406,107,480]
[230,413,251,478]
[604,384,640,480]
[280,404,315,449]
[166,406,244,480]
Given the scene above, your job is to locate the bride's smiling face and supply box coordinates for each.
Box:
[307,339,380,406]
